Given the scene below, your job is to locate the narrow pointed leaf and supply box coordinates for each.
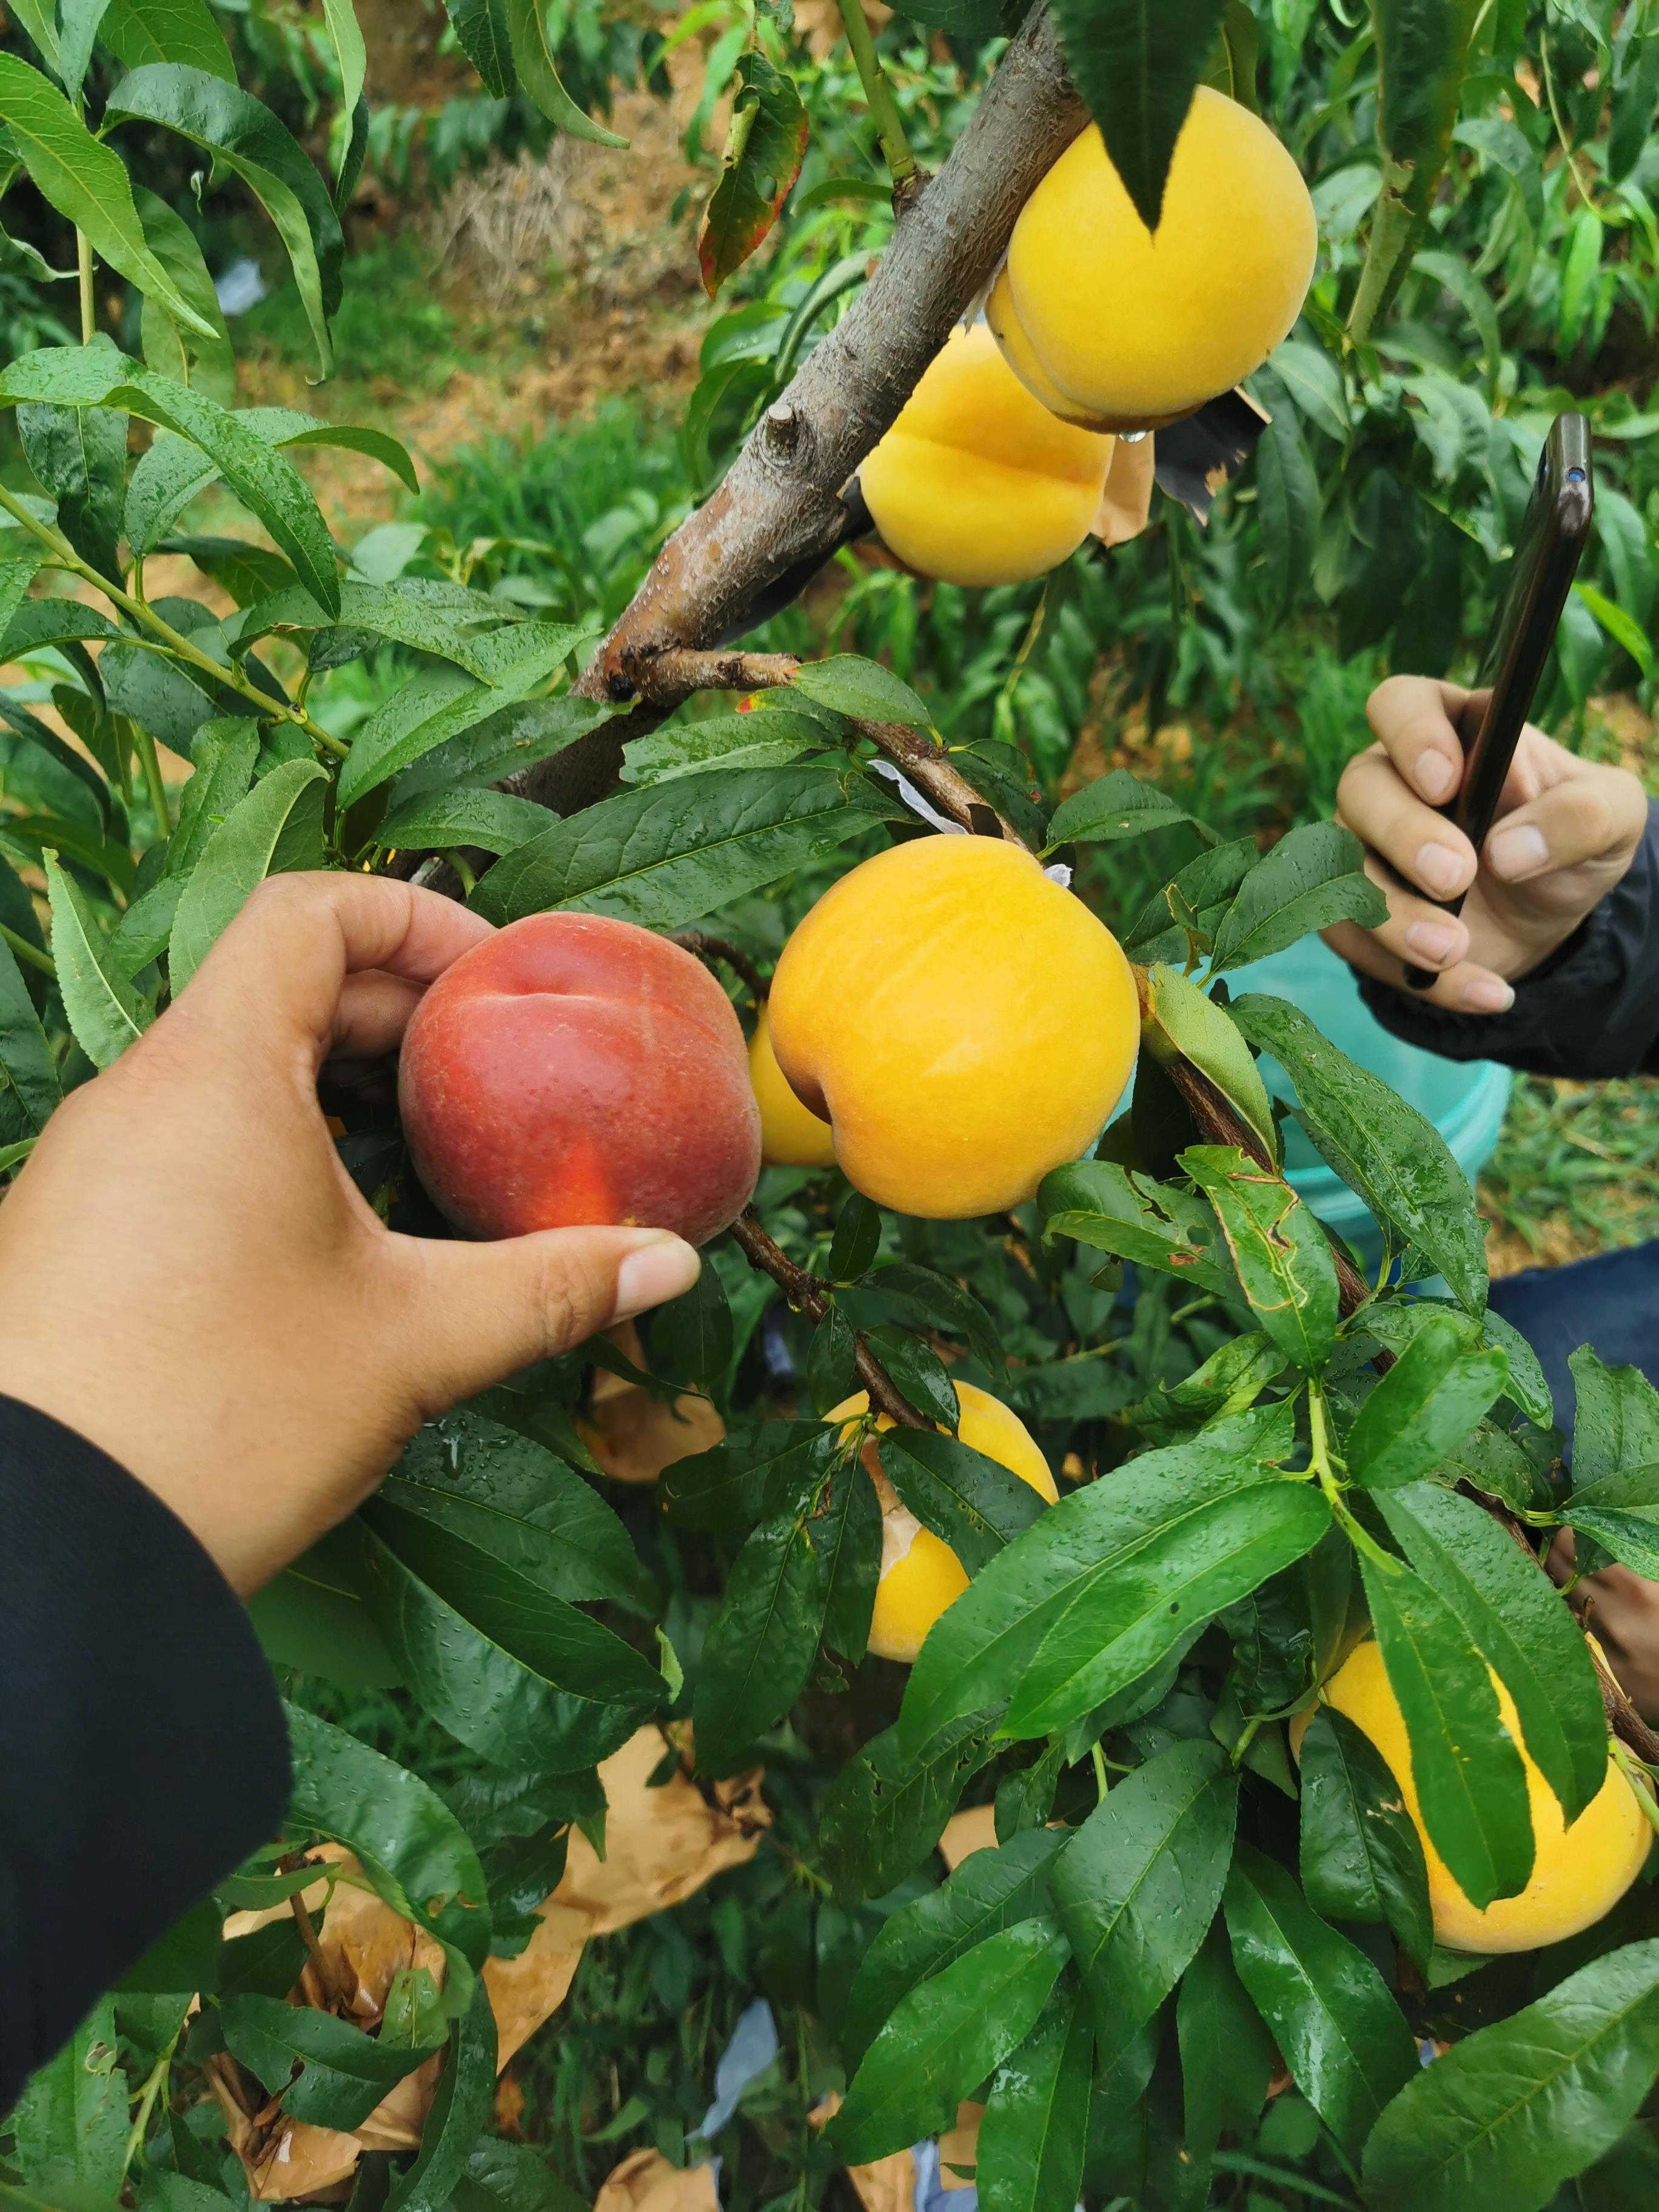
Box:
[1181,1146,1337,1370]
[44,852,151,1067]
[1363,1939,1659,2212]
[832,1919,1070,2165]
[1359,1556,1535,1906]
[1344,1318,1509,1489]
[818,1709,1003,1905]
[1224,1843,1416,2157]
[1051,1740,1239,2064]
[976,1983,1093,2212]
[1298,1706,1433,1971]
[693,1506,827,1771]
[504,0,626,147]
[168,759,328,993]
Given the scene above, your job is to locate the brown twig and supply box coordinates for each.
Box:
[511,5,1085,816]
[861,720,1021,840]
[1583,1597,1659,1763]
[670,931,769,1006]
[729,1207,928,1427]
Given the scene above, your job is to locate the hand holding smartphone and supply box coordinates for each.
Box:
[1401,413,1593,988]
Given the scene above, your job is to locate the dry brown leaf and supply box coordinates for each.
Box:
[494,2071,526,2135]
[484,1899,592,2069]
[810,2095,917,2212]
[592,2148,721,2212]
[1092,434,1155,548]
[581,1325,726,1483]
[351,2056,443,2155]
[210,2073,363,2209]
[938,2101,983,2188]
[555,1726,769,1935]
[938,1804,997,1871]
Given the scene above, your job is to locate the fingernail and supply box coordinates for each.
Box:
[1404,919,1461,965]
[1416,841,1466,896]
[613,1233,701,1319]
[1415,750,1455,801]
[1460,976,1515,1014]
[1489,823,1549,880]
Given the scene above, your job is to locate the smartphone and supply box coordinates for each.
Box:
[1402,412,1594,988]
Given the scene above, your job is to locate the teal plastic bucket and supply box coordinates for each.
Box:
[1223,935,1511,1271]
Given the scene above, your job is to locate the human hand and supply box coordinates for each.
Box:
[1549,1530,1659,1721]
[0,873,700,1596]
[1322,675,1647,1012]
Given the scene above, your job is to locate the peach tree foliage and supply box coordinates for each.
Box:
[0,4,1657,2211]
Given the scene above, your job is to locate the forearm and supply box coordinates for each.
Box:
[0,1399,290,2114]
[1357,800,1659,1079]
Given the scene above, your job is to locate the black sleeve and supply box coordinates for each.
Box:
[0,1396,290,2115]
[1355,799,1659,1080]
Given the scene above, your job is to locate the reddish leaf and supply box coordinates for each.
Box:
[698,54,809,298]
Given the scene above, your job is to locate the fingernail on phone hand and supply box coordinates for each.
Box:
[1489,823,1548,879]
[1415,750,1455,801]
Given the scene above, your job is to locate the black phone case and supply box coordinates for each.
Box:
[1401,413,1593,988]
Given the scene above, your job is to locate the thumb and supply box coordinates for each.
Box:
[385,1224,701,1413]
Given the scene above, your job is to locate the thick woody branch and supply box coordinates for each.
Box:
[513,7,1084,814]
[729,1207,929,1427]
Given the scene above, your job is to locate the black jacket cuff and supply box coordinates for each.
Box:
[0,1395,290,2111]
[1356,799,1659,1080]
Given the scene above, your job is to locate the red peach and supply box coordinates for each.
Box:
[399,913,761,1247]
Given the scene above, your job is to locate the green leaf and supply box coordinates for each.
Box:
[1122,836,1258,965]
[0,935,60,1146]
[1181,1146,1337,1372]
[1570,1347,1659,1495]
[167,758,327,993]
[818,1709,1004,1905]
[0,57,214,338]
[697,52,808,295]
[650,1262,733,1388]
[1225,1843,1416,2156]
[1254,403,1318,616]
[1208,822,1386,971]
[219,1995,438,2130]
[976,1983,1093,2212]
[1364,1939,1659,2212]
[1037,1158,1237,1299]
[832,1919,1071,2165]
[1298,1706,1433,1971]
[844,1826,1067,2068]
[1045,768,1217,852]
[1051,1740,1238,2065]
[18,390,125,578]
[792,653,929,730]
[446,0,514,93]
[1359,1555,1535,1907]
[106,66,344,378]
[692,1505,827,1771]
[133,184,235,404]
[99,0,236,80]
[383,1409,654,1615]
[1049,0,1230,233]
[1230,994,1488,1315]
[386,1980,498,2212]
[1350,0,1482,338]
[1375,1480,1608,1826]
[9,2000,127,2200]
[1124,1330,1285,1441]
[44,850,151,1067]
[877,1427,1050,1575]
[165,719,260,878]
[320,0,366,127]
[622,708,825,786]
[361,1501,660,1766]
[473,766,882,930]
[1564,1501,1659,1580]
[857,1261,1002,1370]
[504,0,628,146]
[1344,1318,1508,1489]
[1143,963,1278,1162]
[283,1702,491,2007]
[372,786,553,859]
[816,1442,882,1666]
[661,1420,836,1533]
[899,1443,1330,1751]
[1176,1920,1275,2167]
[449,2141,586,2212]
[391,693,612,810]
[242,586,564,690]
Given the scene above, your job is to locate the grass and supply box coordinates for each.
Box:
[235,233,481,393]
[1480,1074,1659,1272]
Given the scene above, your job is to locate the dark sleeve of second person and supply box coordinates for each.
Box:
[0,1395,290,2118]
[1355,797,1659,1081]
